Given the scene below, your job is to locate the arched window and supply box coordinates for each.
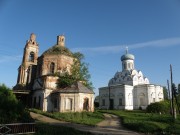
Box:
[128,63,131,69]
[124,63,127,69]
[29,52,35,62]
[50,62,55,74]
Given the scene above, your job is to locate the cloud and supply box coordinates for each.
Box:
[129,37,180,49]
[0,55,22,63]
[72,37,180,54]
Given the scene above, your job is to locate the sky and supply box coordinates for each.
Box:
[0,0,180,96]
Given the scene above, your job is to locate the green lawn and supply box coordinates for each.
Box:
[99,110,180,135]
[34,122,92,135]
[30,109,104,126]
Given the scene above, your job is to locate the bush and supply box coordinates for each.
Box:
[146,100,170,113]
[0,84,31,123]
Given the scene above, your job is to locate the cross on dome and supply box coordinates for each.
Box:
[126,46,128,54]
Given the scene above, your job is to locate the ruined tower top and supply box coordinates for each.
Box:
[27,33,38,45]
[57,35,65,47]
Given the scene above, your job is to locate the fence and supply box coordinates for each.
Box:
[0,123,35,135]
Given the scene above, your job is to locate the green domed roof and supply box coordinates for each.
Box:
[121,53,135,61]
[42,45,73,57]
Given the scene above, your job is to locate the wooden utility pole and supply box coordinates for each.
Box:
[167,80,173,115]
[109,86,110,110]
[170,64,177,120]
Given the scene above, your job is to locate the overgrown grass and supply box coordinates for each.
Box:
[30,109,104,126]
[99,110,180,135]
[34,122,92,135]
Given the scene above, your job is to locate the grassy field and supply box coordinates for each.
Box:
[99,110,180,135]
[30,109,104,126]
[30,109,180,134]
[34,122,92,135]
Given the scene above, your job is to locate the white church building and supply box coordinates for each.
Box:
[99,49,164,110]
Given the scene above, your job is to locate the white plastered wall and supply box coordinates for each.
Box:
[59,93,94,112]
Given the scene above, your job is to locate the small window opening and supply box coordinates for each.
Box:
[50,62,55,74]
[29,52,35,62]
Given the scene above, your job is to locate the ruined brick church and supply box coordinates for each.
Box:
[13,33,94,112]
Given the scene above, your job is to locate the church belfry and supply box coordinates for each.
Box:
[17,33,39,88]
[22,33,38,64]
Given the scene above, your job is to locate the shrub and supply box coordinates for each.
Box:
[0,84,31,123]
[146,100,170,113]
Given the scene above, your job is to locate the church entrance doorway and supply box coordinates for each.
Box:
[83,98,89,111]
[109,99,114,110]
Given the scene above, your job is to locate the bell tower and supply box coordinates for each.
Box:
[16,33,39,88]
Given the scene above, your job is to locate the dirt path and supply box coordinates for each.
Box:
[97,113,121,129]
[30,112,142,135]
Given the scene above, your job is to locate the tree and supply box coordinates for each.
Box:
[57,52,93,90]
[177,95,180,111]
[163,87,168,100]
[178,84,180,95]
[172,83,178,96]
[56,72,74,88]
[172,83,180,114]
[0,84,24,122]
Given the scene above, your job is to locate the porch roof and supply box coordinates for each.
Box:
[52,82,94,94]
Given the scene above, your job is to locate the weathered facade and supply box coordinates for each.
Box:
[99,50,164,110]
[14,34,94,112]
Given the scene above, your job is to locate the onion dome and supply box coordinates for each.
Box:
[121,53,135,61]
